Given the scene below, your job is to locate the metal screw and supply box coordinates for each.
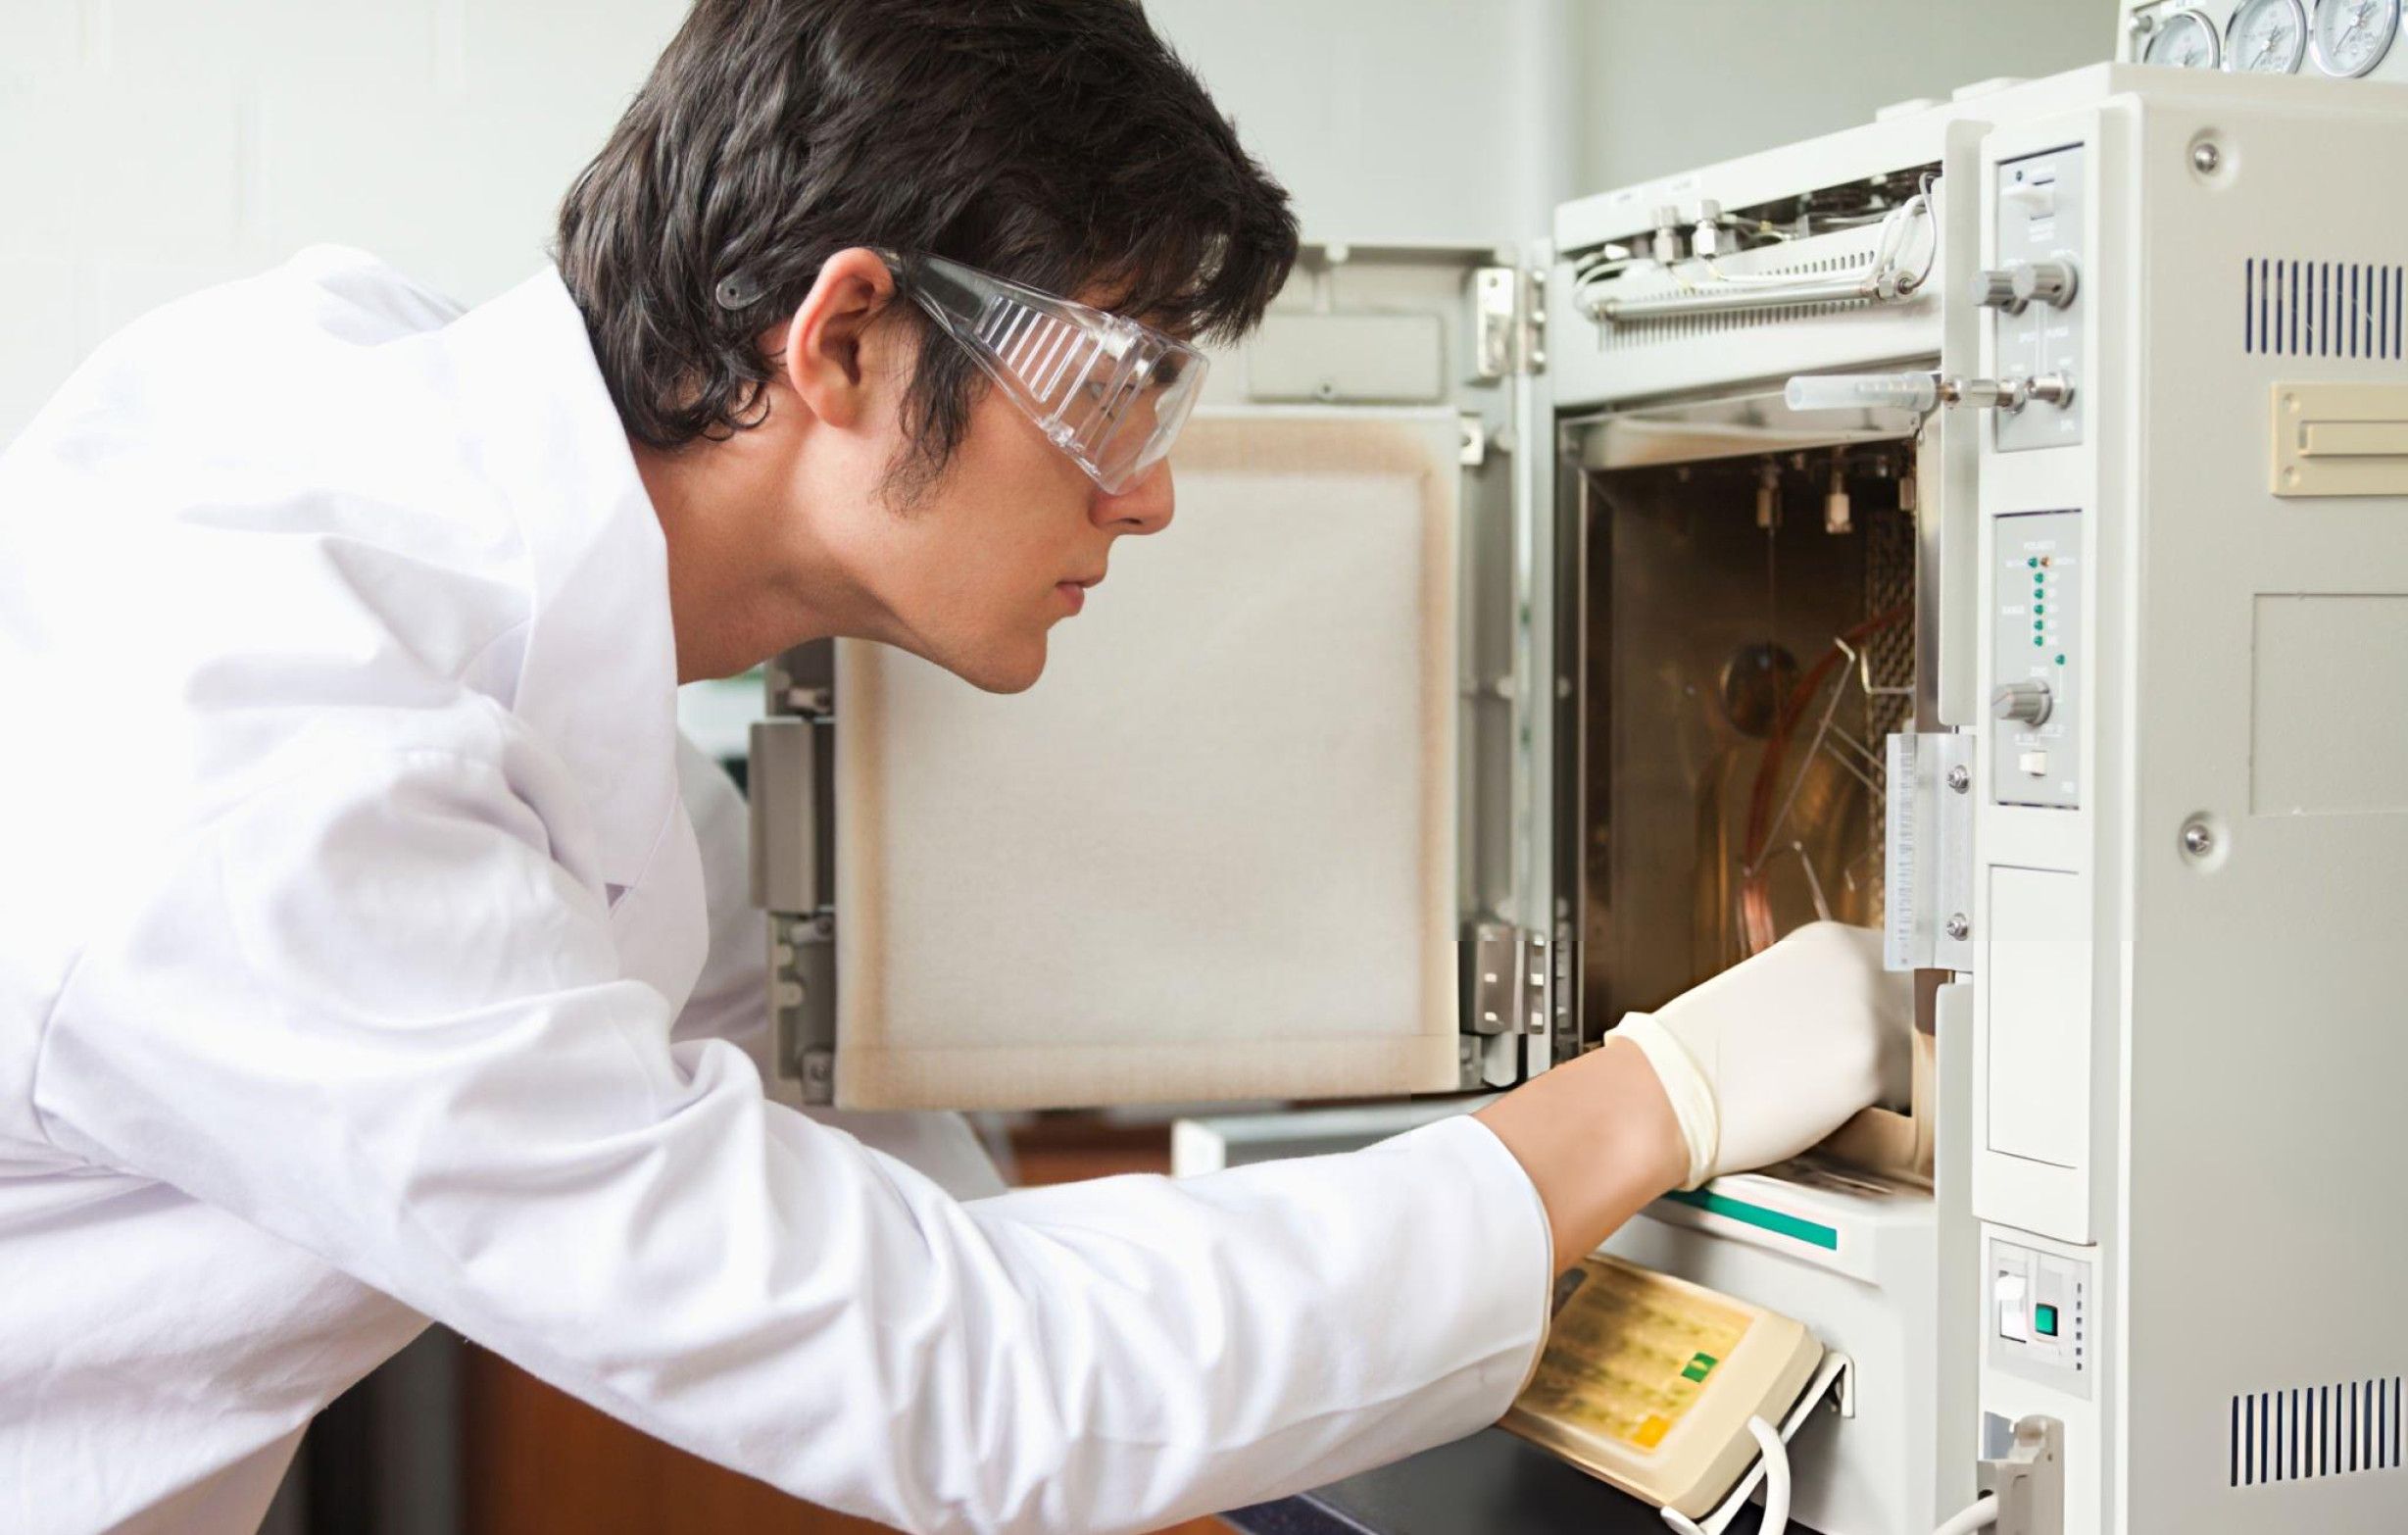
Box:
[2191,142,2222,174]
[1946,765,1971,794]
[2182,821,2216,857]
[799,1058,836,1105]
[1944,913,1972,941]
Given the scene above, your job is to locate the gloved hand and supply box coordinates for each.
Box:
[1609,921,1911,1190]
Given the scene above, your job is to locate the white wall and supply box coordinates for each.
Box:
[1573,0,2123,193]
[0,0,688,439]
[1145,0,1578,250]
[1,0,2125,446]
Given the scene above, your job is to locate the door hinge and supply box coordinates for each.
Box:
[1470,923,1551,1036]
[755,643,838,1103]
[1472,265,1547,380]
[1885,730,1976,973]
[1464,923,1550,1089]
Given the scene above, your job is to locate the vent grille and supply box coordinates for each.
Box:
[2244,259,2406,360]
[1601,252,1877,349]
[2232,1377,2402,1488]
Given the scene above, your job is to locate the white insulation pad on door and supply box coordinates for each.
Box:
[830,411,1463,1110]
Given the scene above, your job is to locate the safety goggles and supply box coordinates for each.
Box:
[876,249,1208,495]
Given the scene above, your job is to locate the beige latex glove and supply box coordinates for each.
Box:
[1608,921,1911,1190]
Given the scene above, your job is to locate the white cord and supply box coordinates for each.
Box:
[1746,1414,1791,1535]
[1685,195,1929,290]
[1579,190,1934,315]
[1655,1415,1790,1535]
[1930,1493,2000,1535]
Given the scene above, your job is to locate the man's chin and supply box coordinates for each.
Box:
[949,638,1047,695]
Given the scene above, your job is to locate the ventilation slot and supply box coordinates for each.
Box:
[2245,259,2406,360]
[2232,1376,2403,1488]
[1600,251,1878,351]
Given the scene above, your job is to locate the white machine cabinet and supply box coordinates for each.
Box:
[752,62,2408,1535]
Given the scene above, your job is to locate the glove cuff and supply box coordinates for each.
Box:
[1611,1013,1718,1191]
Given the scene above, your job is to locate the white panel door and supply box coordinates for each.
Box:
[830,409,1465,1110]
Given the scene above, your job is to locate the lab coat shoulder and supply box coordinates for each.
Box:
[0,254,551,1150]
[0,248,540,755]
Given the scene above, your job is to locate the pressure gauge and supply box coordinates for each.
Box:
[2227,0,2310,71]
[2141,6,2224,67]
[2312,0,2401,74]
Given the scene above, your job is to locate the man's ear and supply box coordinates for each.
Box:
[779,247,900,430]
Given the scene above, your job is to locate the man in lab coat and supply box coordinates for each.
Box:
[0,1,1906,1531]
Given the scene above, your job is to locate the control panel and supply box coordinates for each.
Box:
[1988,1235,2093,1399]
[1989,145,2087,454]
[1990,510,2084,809]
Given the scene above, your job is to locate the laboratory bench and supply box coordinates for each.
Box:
[1221,1425,1795,1535]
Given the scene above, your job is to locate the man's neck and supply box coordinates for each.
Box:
[632,433,854,684]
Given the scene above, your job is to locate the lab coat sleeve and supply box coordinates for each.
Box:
[31,727,1551,1535]
[670,733,1007,1200]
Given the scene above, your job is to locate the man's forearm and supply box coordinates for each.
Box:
[1474,1038,1689,1271]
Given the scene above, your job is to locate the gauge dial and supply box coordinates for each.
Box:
[2312,0,2402,74]
[2228,0,2310,70]
[2142,6,2224,67]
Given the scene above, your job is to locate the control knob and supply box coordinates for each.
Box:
[2011,259,2079,309]
[1991,679,2055,726]
[1971,268,2022,312]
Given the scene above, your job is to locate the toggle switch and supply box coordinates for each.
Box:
[2002,180,2058,219]
[1995,1273,2031,1342]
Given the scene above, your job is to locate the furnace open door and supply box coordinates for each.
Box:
[751,409,1472,1111]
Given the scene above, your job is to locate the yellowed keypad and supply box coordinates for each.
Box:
[1517,1259,1751,1453]
[1501,1254,1822,1518]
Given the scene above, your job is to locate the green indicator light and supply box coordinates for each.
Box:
[2035,1304,2060,1338]
[2028,557,2039,568]
[2034,638,2045,648]
[2034,619,2044,630]
[2055,654,2067,666]
[2035,604,2045,615]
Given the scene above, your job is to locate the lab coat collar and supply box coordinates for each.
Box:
[440,269,679,891]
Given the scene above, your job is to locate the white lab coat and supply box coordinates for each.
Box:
[0,250,1550,1535]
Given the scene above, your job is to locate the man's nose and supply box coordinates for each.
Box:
[1094,462,1174,536]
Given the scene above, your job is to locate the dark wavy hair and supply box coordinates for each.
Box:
[556,0,1298,485]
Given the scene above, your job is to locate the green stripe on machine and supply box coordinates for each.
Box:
[1661,1188,1841,1251]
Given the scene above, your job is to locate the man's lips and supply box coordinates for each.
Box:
[1055,572,1105,614]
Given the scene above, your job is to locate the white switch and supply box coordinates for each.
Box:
[2018,750,2051,777]
[2003,181,2058,219]
[1996,1273,2031,1342]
